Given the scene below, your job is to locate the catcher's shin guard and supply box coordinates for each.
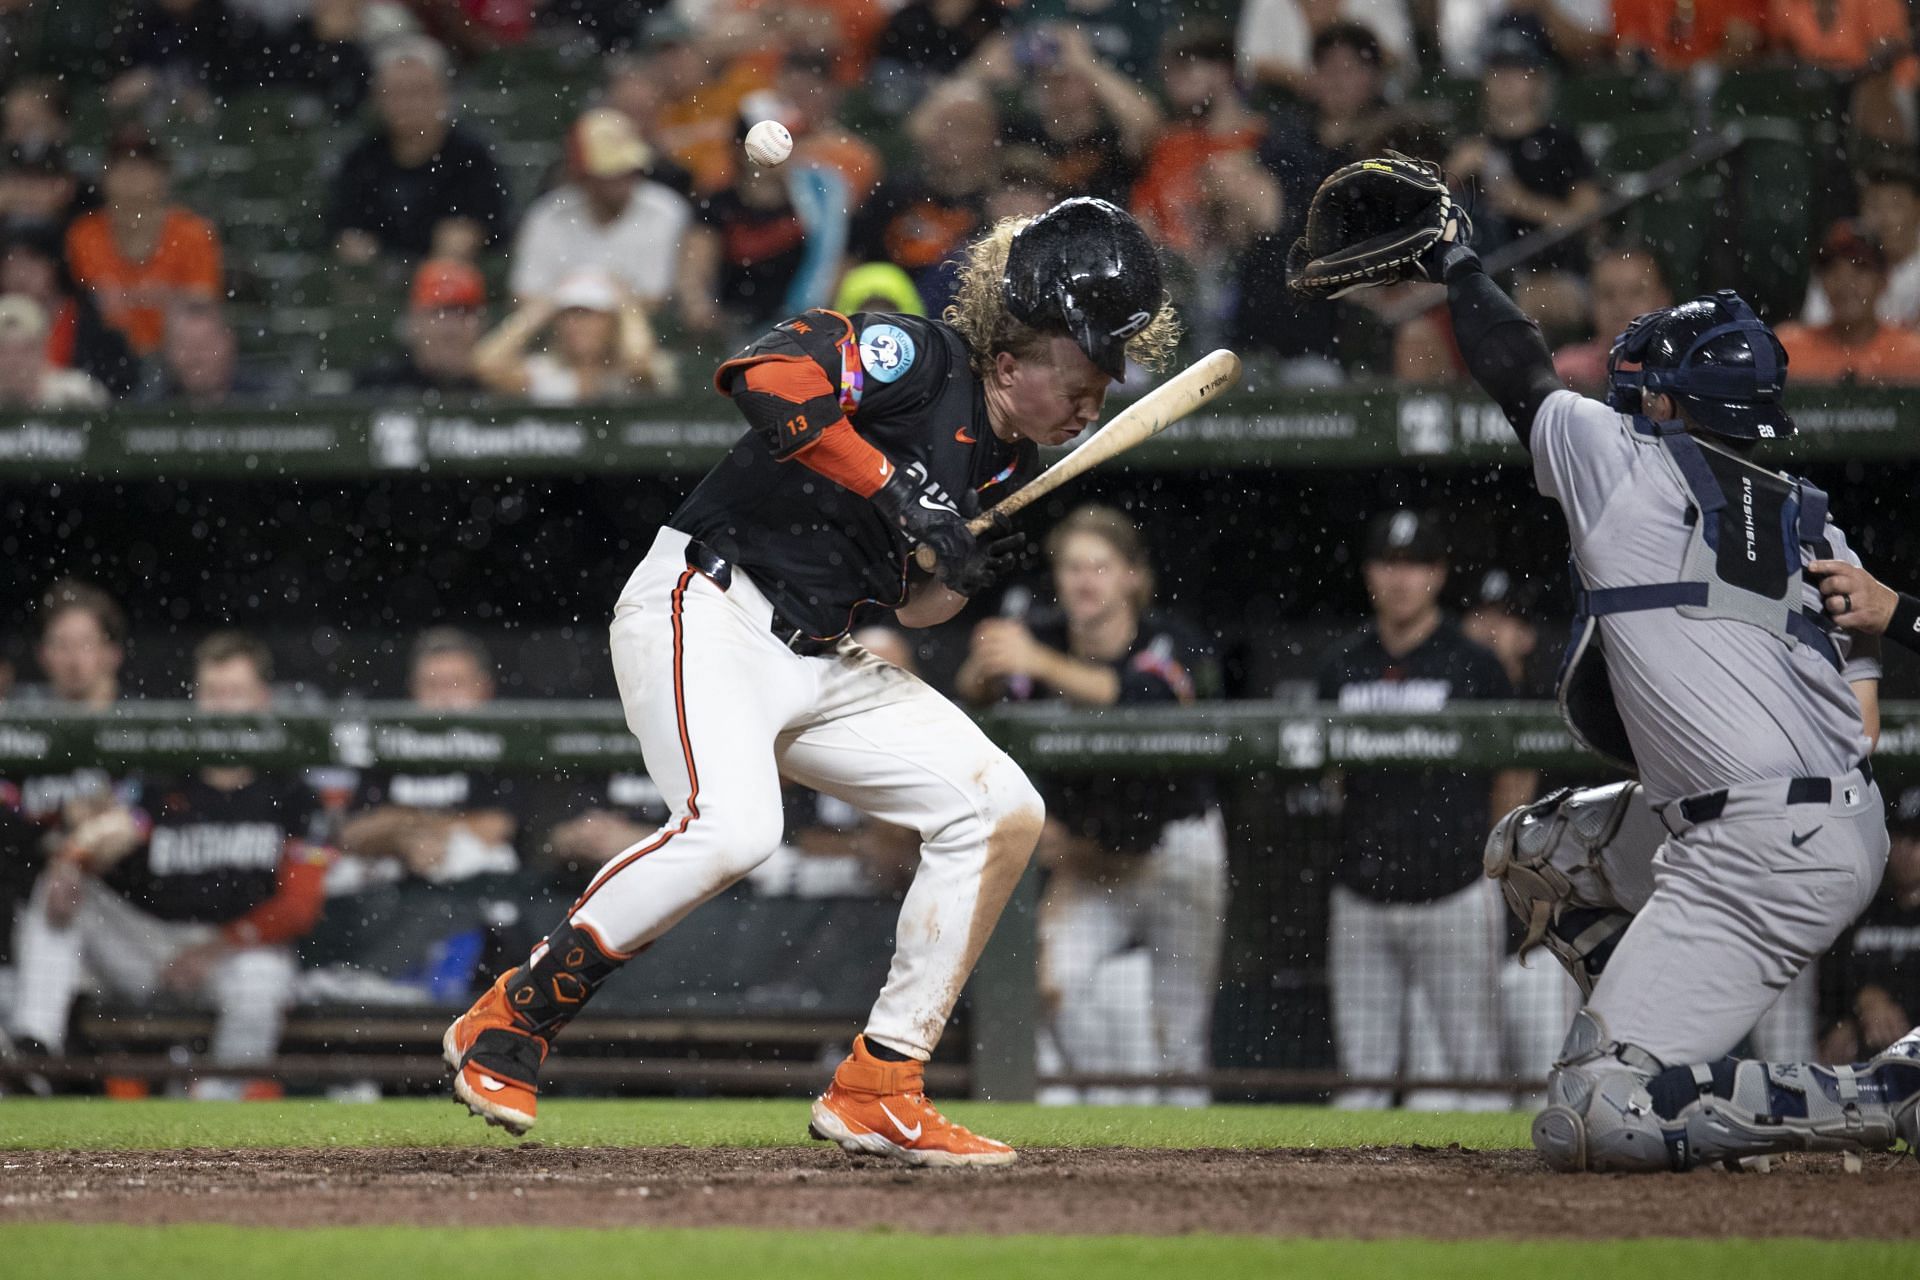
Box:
[1484,782,1653,996]
[1536,1013,1920,1173]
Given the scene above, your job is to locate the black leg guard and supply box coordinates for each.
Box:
[502,921,626,1041]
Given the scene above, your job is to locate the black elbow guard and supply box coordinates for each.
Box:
[714,311,857,460]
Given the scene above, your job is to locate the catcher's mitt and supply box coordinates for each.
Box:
[1286,152,1471,300]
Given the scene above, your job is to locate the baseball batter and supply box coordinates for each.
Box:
[1289,155,1920,1170]
[442,197,1178,1166]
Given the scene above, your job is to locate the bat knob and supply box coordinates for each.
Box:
[913,545,939,572]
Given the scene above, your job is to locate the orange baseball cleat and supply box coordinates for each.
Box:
[808,1035,1016,1168]
[443,968,548,1136]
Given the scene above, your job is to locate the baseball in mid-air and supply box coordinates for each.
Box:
[744,120,793,167]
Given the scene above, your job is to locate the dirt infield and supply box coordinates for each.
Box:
[1,1145,1913,1238]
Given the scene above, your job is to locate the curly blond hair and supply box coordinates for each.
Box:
[942,215,1182,378]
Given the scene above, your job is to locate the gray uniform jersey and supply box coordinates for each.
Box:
[1531,390,1880,806]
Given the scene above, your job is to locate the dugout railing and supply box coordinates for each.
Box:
[5,700,1917,1101]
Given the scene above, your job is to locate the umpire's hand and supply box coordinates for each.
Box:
[1810,560,1897,635]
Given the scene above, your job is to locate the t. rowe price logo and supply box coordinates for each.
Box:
[0,422,86,461]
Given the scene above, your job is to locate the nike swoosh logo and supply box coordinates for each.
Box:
[878,1101,922,1142]
[917,494,958,514]
[955,427,976,444]
[1790,827,1822,848]
[479,1075,508,1093]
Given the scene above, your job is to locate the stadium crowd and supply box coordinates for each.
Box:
[0,0,1915,405]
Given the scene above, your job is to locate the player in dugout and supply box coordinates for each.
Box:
[441,197,1179,1167]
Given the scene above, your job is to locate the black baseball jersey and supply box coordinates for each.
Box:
[1014,609,1219,856]
[106,774,320,923]
[1316,617,1514,903]
[673,310,1038,641]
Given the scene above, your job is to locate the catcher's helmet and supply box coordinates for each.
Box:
[1605,290,1793,441]
[1002,197,1162,379]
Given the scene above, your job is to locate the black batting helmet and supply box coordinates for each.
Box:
[1002,197,1162,379]
[1605,290,1793,442]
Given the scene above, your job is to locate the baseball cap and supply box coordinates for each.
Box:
[551,271,621,313]
[411,259,485,311]
[0,293,48,340]
[568,108,650,179]
[1482,23,1554,72]
[1364,510,1448,564]
[1814,219,1886,272]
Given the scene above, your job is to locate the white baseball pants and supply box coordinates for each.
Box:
[1037,808,1229,1104]
[1328,876,1506,1108]
[574,527,1044,1060]
[9,872,296,1064]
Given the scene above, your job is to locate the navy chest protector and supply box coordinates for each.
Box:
[1556,417,1843,770]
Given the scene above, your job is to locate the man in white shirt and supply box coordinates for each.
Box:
[509,108,691,313]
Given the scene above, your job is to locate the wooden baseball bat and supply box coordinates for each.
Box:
[915,348,1243,572]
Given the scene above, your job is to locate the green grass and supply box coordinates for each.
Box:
[1,1227,1906,1280]
[0,1098,1533,1151]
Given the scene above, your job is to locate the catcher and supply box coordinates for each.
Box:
[1290,154,1920,1171]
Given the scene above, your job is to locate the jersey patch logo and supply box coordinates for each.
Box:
[858,323,916,383]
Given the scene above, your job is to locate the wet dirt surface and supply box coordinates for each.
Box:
[1,1145,1912,1237]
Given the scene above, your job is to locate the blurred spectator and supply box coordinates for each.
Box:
[1818,790,1920,1062]
[107,0,270,117]
[1019,0,1172,81]
[848,80,998,310]
[2,75,68,149]
[1767,0,1910,74]
[1437,1,1612,73]
[335,628,523,887]
[782,48,884,211]
[1776,220,1920,384]
[1132,26,1282,348]
[1552,243,1673,389]
[1446,28,1599,269]
[0,295,108,408]
[1615,0,1765,69]
[646,12,776,196]
[1316,511,1531,1108]
[957,505,1228,1106]
[356,258,487,395]
[682,104,851,337]
[1804,162,1920,326]
[327,36,507,265]
[873,0,1008,80]
[598,52,696,197]
[1,228,138,399]
[6,631,328,1085]
[0,140,79,237]
[64,130,223,358]
[266,0,376,118]
[137,296,279,405]
[473,270,671,402]
[995,24,1161,207]
[509,108,690,311]
[1250,23,1394,370]
[1237,0,1414,95]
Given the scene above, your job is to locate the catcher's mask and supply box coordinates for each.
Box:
[1002,197,1162,380]
[1605,290,1793,442]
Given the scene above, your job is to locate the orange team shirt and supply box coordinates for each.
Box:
[1615,0,1769,68]
[65,208,223,355]
[1131,124,1265,258]
[1775,320,1920,385]
[1769,0,1914,76]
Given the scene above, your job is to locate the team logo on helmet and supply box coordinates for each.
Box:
[858,323,916,383]
[1108,310,1152,340]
